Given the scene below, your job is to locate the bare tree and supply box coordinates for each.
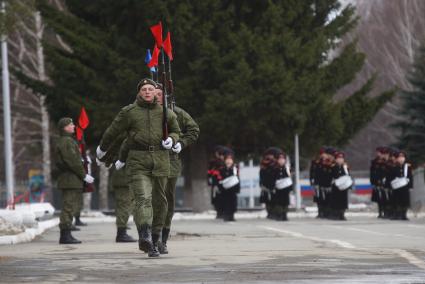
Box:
[342,0,425,169]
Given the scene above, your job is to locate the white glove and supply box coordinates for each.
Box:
[161,137,173,150]
[84,174,95,184]
[115,160,125,170]
[96,146,106,159]
[172,142,182,153]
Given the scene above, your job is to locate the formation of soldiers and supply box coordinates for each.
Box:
[259,147,293,221]
[54,77,413,257]
[55,78,200,258]
[370,146,412,220]
[310,146,353,220]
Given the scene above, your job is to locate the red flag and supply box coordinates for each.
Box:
[150,22,163,48]
[148,44,160,68]
[78,106,90,130]
[163,32,173,61]
[76,126,83,142]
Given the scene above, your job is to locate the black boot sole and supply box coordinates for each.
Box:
[116,238,137,243]
[59,239,82,244]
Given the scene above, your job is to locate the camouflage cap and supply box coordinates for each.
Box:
[137,78,157,92]
[58,117,73,129]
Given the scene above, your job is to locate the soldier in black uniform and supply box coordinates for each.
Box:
[385,147,399,219]
[386,150,412,221]
[370,147,389,218]
[330,151,352,220]
[271,151,293,221]
[310,147,325,218]
[208,146,226,219]
[259,147,281,219]
[316,147,335,219]
[216,152,240,222]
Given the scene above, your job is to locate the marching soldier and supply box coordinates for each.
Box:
[99,134,137,242]
[386,150,412,221]
[271,151,293,221]
[155,84,200,253]
[56,117,94,244]
[370,147,389,218]
[330,151,352,220]
[216,151,240,222]
[96,78,180,257]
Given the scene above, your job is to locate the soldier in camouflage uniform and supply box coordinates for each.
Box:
[56,118,94,244]
[97,78,180,257]
[155,84,200,254]
[99,134,137,242]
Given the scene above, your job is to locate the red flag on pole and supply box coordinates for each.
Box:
[78,106,90,130]
[76,126,83,142]
[163,32,173,61]
[150,22,163,48]
[148,44,160,68]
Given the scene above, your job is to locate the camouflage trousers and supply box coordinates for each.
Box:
[164,177,178,229]
[130,174,168,234]
[60,189,82,230]
[114,186,135,228]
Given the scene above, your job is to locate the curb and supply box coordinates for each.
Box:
[0,218,59,245]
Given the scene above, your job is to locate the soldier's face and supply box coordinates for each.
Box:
[156,89,164,105]
[64,123,75,134]
[336,157,344,165]
[277,157,286,167]
[396,156,406,164]
[139,84,156,102]
[225,157,234,167]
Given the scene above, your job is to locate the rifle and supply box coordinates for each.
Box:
[167,56,175,111]
[160,48,169,140]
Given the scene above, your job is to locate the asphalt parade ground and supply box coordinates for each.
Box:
[1,216,425,283]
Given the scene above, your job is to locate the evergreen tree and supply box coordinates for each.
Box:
[393,44,425,165]
[17,0,394,158]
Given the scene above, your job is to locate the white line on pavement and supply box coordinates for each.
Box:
[392,249,425,270]
[328,225,425,240]
[259,225,356,249]
[260,225,425,271]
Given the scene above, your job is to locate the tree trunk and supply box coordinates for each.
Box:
[98,164,109,210]
[35,11,52,201]
[188,143,211,212]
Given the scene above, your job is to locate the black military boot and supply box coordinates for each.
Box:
[75,216,87,226]
[138,224,154,253]
[159,228,170,254]
[59,229,82,244]
[340,210,347,221]
[149,233,161,257]
[116,227,137,243]
[280,211,288,221]
[70,224,80,231]
[401,210,409,221]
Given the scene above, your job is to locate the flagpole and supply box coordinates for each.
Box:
[2,1,15,209]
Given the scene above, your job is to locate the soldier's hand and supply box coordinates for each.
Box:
[162,137,173,150]
[172,142,182,153]
[96,146,106,159]
[115,160,125,170]
[84,174,95,184]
